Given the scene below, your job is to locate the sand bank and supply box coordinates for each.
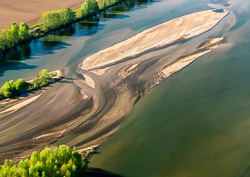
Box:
[82,9,228,70]
[161,37,224,78]
[0,92,43,115]
[0,0,84,30]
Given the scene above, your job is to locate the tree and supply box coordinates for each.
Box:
[14,78,27,92]
[77,0,99,18]
[60,8,76,24]
[19,22,30,40]
[1,81,15,98]
[7,23,20,46]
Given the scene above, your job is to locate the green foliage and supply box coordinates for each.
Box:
[0,69,61,100]
[40,8,76,31]
[76,0,99,18]
[100,0,120,9]
[0,0,123,52]
[0,22,31,51]
[19,22,31,40]
[0,79,28,98]
[0,145,87,177]
[29,69,53,90]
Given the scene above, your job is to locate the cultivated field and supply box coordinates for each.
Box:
[0,0,84,30]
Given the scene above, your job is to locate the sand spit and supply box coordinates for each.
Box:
[81,9,228,70]
[161,50,211,78]
[83,74,96,89]
[161,37,224,78]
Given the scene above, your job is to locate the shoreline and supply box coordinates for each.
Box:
[0,0,126,54]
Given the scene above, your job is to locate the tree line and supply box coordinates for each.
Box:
[0,69,62,100]
[0,145,87,177]
[0,22,30,51]
[0,0,123,52]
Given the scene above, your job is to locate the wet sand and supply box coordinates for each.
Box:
[0,9,229,163]
[0,0,84,30]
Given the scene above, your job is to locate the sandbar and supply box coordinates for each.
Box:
[82,9,228,70]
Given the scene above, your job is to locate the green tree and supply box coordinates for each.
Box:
[7,22,20,46]
[77,0,99,18]
[19,22,30,40]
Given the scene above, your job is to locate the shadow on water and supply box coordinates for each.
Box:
[86,168,123,177]
[0,61,36,77]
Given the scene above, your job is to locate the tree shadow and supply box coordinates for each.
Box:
[86,168,123,177]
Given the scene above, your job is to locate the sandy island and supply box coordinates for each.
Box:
[81,9,228,70]
[0,0,85,30]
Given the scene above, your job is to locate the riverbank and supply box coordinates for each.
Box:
[0,0,125,53]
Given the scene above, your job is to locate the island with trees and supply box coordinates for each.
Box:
[0,69,63,100]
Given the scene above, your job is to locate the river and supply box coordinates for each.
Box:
[87,0,250,177]
[0,0,249,176]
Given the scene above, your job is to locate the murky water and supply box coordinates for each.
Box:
[87,0,250,177]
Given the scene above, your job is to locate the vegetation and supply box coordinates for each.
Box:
[76,0,100,18]
[0,145,87,177]
[0,69,62,100]
[40,8,76,31]
[0,0,123,53]
[0,22,30,51]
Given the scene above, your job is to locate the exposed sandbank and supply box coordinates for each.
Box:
[82,9,228,70]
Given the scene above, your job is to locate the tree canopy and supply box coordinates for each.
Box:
[0,145,87,177]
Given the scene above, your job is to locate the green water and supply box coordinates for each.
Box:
[89,0,250,176]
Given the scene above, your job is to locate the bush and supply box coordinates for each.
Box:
[0,145,87,177]
[0,22,30,52]
[0,69,62,100]
[40,8,76,31]
[76,0,99,18]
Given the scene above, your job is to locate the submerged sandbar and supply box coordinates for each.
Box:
[82,9,228,70]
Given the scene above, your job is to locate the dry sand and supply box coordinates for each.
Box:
[81,9,228,70]
[0,0,84,30]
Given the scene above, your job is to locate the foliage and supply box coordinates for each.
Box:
[100,0,120,9]
[29,69,53,90]
[0,0,123,52]
[76,0,99,18]
[0,145,87,177]
[0,22,30,51]
[0,69,62,100]
[40,8,76,31]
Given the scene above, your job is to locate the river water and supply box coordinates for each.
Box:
[0,0,249,176]
[87,0,250,177]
